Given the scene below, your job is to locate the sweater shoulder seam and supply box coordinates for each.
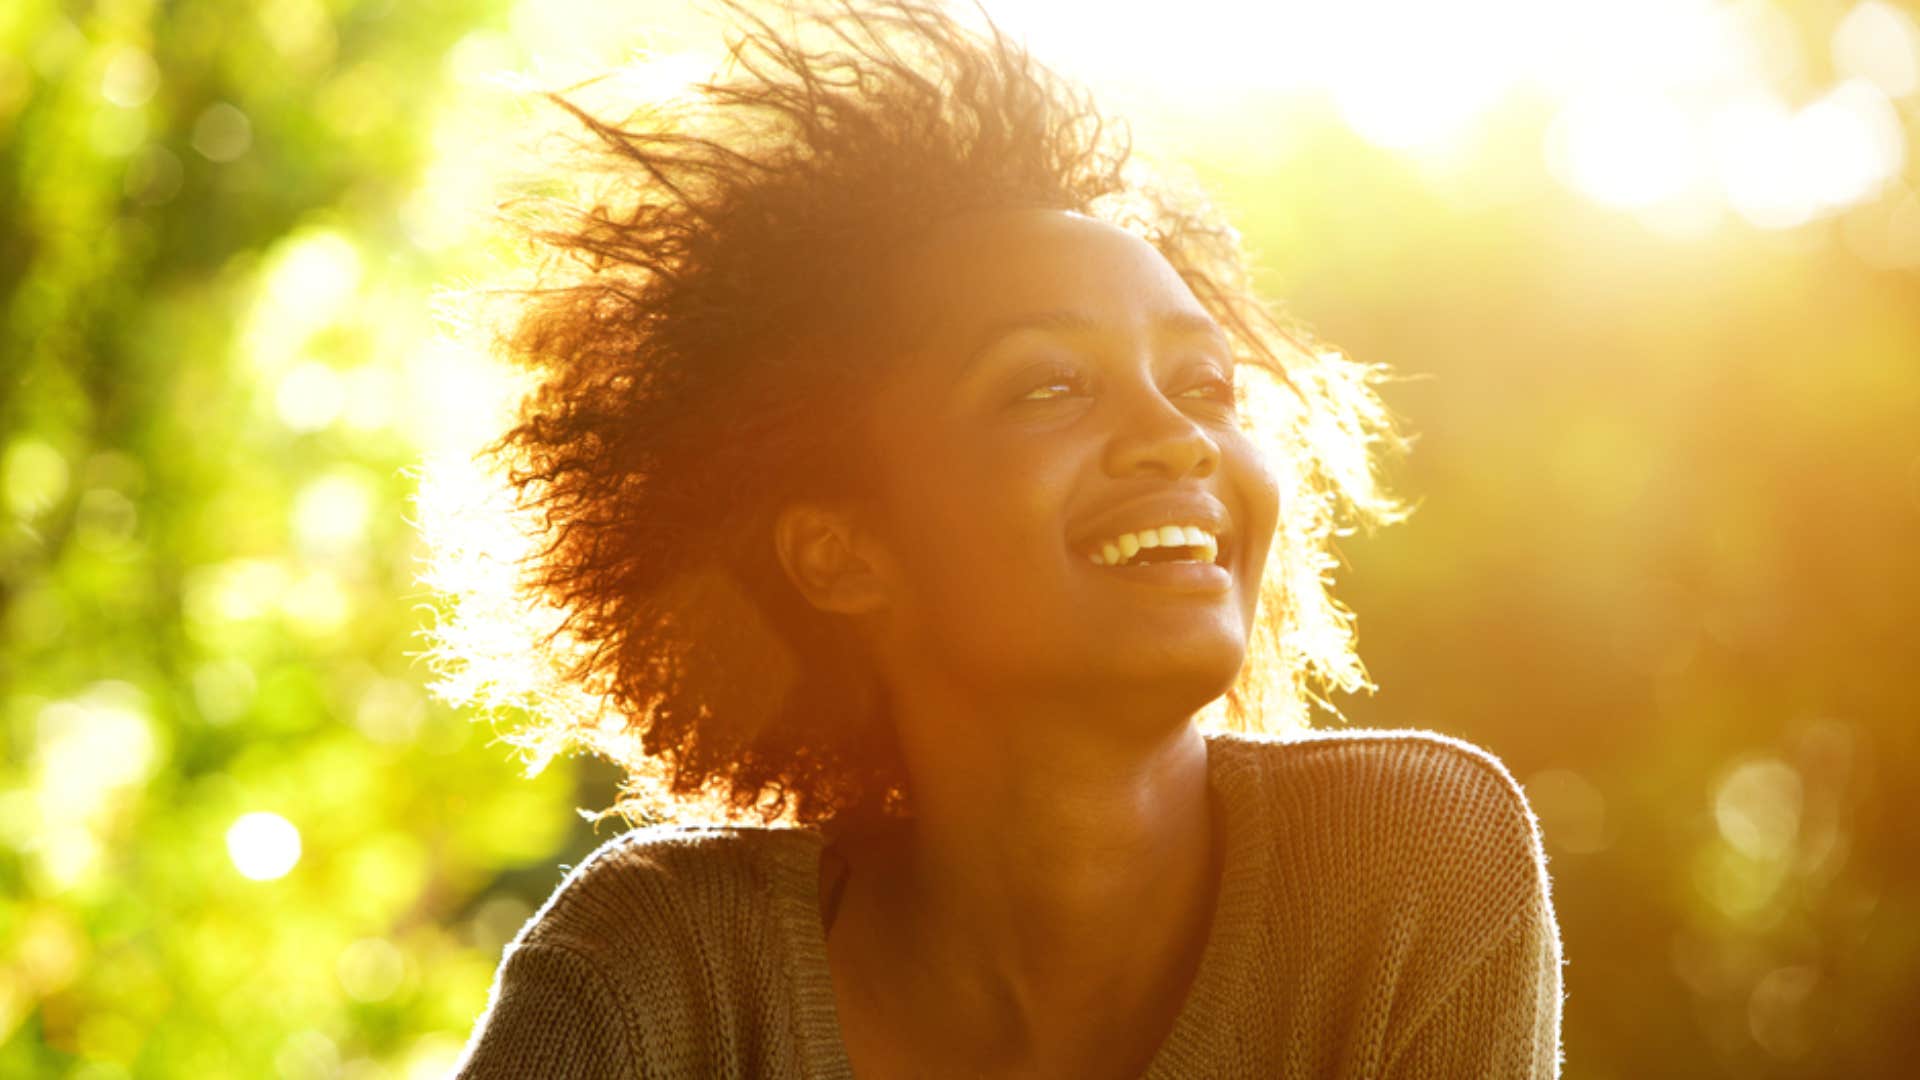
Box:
[1378,889,1550,1073]
[505,938,649,1066]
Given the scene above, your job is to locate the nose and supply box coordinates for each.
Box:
[1102,378,1221,481]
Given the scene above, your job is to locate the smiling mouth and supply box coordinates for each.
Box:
[1080,538,1232,595]
[1082,524,1227,570]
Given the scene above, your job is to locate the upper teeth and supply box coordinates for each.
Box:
[1086,524,1220,567]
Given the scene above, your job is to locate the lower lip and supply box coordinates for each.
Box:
[1081,558,1233,594]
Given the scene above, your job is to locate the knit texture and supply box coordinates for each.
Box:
[454,728,1565,1078]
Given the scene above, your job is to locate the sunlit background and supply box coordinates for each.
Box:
[3,0,1917,1075]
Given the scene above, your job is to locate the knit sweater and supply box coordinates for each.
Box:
[454,728,1565,1078]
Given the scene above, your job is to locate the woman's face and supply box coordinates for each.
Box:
[852,208,1283,718]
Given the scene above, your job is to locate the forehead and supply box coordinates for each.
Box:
[888,208,1209,345]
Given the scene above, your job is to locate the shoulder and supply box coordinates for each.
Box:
[1212,726,1543,851]
[459,825,814,1077]
[510,823,808,962]
[1203,729,1564,1072]
[1209,726,1554,924]
[1211,723,1529,790]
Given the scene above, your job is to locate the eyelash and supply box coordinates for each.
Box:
[1016,366,1237,407]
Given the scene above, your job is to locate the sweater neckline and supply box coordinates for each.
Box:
[763,732,1272,1078]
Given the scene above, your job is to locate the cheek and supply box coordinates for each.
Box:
[875,435,1075,618]
[1229,435,1285,576]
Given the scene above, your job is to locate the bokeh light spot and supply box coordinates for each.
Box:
[124,143,184,205]
[280,567,354,637]
[245,229,365,375]
[274,1031,341,1080]
[226,812,302,881]
[190,102,254,162]
[1749,964,1820,1060]
[1833,1,1920,99]
[1715,758,1803,862]
[355,677,427,745]
[191,659,258,726]
[1548,91,1703,210]
[274,361,347,432]
[291,469,376,560]
[337,937,407,1002]
[3,439,70,519]
[98,44,158,108]
[35,685,159,824]
[1794,80,1905,208]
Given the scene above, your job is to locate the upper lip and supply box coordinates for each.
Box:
[1069,489,1235,565]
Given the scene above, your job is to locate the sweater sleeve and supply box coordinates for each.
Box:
[1384,894,1564,1080]
[453,942,642,1080]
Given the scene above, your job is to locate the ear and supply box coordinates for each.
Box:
[771,501,891,616]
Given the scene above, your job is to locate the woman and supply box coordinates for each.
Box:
[444,1,1563,1076]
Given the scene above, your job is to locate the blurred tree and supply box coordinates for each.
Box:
[0,1,605,1075]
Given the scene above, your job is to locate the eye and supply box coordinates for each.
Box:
[1013,363,1088,403]
[1179,370,1237,408]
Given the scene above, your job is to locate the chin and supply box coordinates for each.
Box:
[1095,636,1247,713]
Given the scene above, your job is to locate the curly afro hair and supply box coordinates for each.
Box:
[423,0,1407,829]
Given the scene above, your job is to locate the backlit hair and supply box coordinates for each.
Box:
[422,0,1408,828]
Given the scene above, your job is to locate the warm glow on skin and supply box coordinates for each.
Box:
[845,208,1282,733]
[780,208,1282,1076]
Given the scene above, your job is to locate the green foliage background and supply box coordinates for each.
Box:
[2,0,1916,1076]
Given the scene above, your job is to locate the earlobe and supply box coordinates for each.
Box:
[772,503,890,616]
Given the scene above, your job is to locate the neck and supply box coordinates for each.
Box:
[864,686,1221,1032]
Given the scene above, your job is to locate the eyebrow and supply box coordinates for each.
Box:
[955,309,1232,382]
